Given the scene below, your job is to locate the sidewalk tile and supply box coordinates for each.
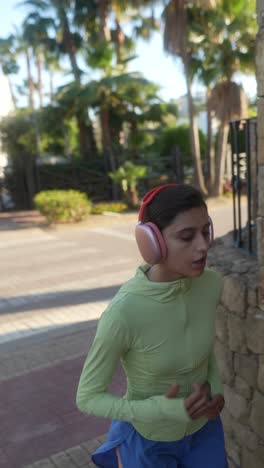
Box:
[51,452,78,468]
[66,445,90,467]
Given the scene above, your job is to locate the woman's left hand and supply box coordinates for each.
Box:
[191,393,225,420]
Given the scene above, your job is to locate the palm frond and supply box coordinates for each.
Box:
[209,80,248,123]
[163,0,187,57]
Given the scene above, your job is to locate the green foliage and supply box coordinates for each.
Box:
[34,189,91,223]
[0,111,37,159]
[86,41,114,70]
[91,201,128,214]
[109,161,147,192]
[0,108,79,163]
[155,125,206,166]
[109,161,147,208]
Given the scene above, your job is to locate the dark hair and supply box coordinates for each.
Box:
[142,184,207,231]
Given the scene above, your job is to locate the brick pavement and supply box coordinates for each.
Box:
[0,211,139,467]
[0,201,241,468]
[0,324,126,468]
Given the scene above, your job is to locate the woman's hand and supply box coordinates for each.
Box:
[165,381,224,420]
[165,383,180,399]
[184,382,211,419]
[203,394,225,420]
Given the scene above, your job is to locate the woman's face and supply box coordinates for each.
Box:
[160,205,211,280]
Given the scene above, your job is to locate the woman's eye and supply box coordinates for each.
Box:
[179,236,194,242]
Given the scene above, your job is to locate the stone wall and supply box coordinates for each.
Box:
[256,0,264,308]
[207,235,264,468]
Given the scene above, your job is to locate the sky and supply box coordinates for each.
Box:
[0,1,257,106]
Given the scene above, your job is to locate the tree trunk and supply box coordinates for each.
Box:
[206,88,215,194]
[98,0,111,41]
[115,17,125,64]
[7,75,17,110]
[62,122,71,158]
[213,122,229,196]
[100,104,118,199]
[59,6,97,161]
[36,50,44,108]
[77,116,93,161]
[60,7,81,83]
[25,48,35,110]
[183,54,207,195]
[49,70,54,105]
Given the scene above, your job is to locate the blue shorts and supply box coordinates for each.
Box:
[92,417,228,467]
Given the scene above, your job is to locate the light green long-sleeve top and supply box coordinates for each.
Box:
[76,265,223,442]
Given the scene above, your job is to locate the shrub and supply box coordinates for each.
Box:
[91,202,128,215]
[34,190,91,223]
[109,161,147,208]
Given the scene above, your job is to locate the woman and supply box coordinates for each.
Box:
[76,184,227,467]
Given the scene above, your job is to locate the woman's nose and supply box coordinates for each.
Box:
[196,232,209,251]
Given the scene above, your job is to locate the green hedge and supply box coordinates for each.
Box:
[91,201,128,214]
[34,190,91,223]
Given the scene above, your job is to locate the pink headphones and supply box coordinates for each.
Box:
[135,184,214,265]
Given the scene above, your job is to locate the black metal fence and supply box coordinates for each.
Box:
[3,150,185,210]
[229,117,257,255]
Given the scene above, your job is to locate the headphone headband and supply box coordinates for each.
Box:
[138,184,177,222]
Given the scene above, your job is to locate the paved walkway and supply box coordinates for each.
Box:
[0,200,243,467]
[0,321,126,468]
[0,211,134,468]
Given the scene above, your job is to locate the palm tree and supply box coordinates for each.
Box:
[202,0,256,195]
[20,0,96,160]
[22,13,55,107]
[162,0,217,195]
[0,35,19,109]
[14,27,36,110]
[210,82,248,196]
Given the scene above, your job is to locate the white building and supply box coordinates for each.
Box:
[176,93,218,136]
[0,73,15,177]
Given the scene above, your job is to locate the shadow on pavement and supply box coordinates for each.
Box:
[0,284,122,315]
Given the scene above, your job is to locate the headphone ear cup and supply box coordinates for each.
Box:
[135,222,167,265]
[208,216,214,246]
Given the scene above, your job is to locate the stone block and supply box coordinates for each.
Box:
[215,305,228,343]
[257,217,264,264]
[257,100,264,156]
[234,353,258,387]
[227,315,247,353]
[221,407,233,437]
[246,315,264,353]
[224,384,249,423]
[257,0,264,26]
[257,167,264,217]
[258,355,264,393]
[225,437,241,467]
[227,459,237,468]
[258,268,264,311]
[222,276,246,317]
[247,288,257,307]
[256,29,264,96]
[235,376,252,400]
[215,339,234,385]
[250,390,264,439]
[231,420,259,451]
[242,447,264,468]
